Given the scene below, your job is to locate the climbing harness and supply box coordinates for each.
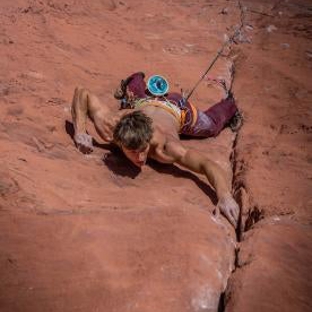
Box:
[134,98,186,130]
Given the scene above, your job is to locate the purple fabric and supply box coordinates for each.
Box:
[180,97,237,137]
[203,97,237,136]
[123,72,238,137]
[126,72,147,99]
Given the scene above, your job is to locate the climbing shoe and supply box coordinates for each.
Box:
[229,110,243,132]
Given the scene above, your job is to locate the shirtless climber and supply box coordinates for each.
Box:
[71,72,242,227]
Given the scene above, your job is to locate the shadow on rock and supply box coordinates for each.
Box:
[65,120,140,178]
[65,120,75,140]
[180,134,207,141]
[65,120,217,201]
[103,149,141,179]
[148,159,218,205]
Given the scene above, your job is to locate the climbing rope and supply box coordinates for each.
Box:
[184,0,246,103]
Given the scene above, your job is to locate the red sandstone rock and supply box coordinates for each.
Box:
[0,0,311,311]
[0,1,237,311]
[225,219,312,312]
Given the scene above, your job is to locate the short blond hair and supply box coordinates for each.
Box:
[113,111,153,149]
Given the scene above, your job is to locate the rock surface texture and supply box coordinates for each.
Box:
[0,0,311,312]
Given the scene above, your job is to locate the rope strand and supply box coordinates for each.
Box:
[185,0,246,102]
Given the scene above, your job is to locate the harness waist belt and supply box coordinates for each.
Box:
[134,99,185,128]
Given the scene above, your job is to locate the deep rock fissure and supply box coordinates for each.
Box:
[217,93,252,310]
[215,128,241,312]
[220,110,264,311]
[217,291,226,312]
[216,9,247,303]
[230,132,243,242]
[230,129,264,241]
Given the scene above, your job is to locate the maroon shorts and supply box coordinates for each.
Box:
[180,96,237,137]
